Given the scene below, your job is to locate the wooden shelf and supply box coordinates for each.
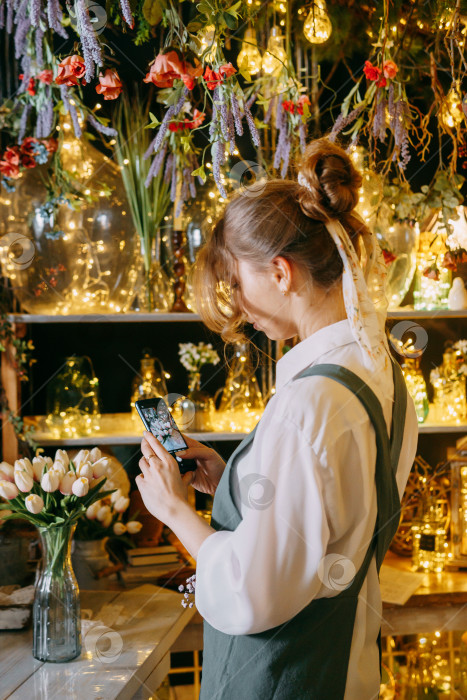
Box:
[8,312,202,323]
[387,307,467,319]
[23,413,247,446]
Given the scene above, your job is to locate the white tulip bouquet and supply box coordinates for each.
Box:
[0,447,114,528]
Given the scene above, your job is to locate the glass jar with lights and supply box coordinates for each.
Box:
[400,355,429,424]
[214,342,265,432]
[303,0,332,44]
[237,27,262,75]
[45,356,101,438]
[130,349,169,423]
[430,347,467,424]
[413,230,452,311]
[439,83,464,129]
[411,488,448,573]
[262,26,287,76]
[0,116,140,315]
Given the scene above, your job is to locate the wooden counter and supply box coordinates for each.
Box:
[1,584,196,700]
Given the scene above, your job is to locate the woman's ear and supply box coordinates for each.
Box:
[271,256,293,294]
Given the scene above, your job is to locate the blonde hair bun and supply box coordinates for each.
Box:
[298,138,362,221]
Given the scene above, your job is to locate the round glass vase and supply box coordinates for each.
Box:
[33,523,81,663]
[184,371,214,432]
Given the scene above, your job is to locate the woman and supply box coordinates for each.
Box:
[136,138,418,699]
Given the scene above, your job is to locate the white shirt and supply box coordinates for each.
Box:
[195,319,418,700]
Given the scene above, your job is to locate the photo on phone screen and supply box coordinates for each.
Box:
[140,399,187,453]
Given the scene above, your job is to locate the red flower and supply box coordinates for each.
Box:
[185,109,205,129]
[382,249,397,265]
[363,60,382,82]
[383,60,398,79]
[42,138,58,153]
[37,70,53,84]
[26,78,36,96]
[0,160,20,179]
[20,154,36,169]
[376,76,387,88]
[143,50,202,89]
[423,265,440,280]
[168,121,185,132]
[3,146,20,165]
[96,69,122,100]
[20,137,39,156]
[296,95,311,115]
[218,63,236,79]
[203,63,237,90]
[282,100,295,113]
[55,55,86,86]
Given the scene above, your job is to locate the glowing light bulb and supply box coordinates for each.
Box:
[197,25,217,62]
[237,27,262,75]
[440,85,464,128]
[303,0,332,44]
[262,26,287,76]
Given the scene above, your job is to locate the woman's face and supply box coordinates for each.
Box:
[234,258,298,341]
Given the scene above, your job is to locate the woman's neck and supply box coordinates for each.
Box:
[295,282,347,341]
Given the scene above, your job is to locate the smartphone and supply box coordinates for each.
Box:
[135,397,196,474]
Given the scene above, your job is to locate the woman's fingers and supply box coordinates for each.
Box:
[139,456,151,478]
[142,430,169,460]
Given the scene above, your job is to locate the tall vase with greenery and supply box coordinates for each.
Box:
[114,91,172,312]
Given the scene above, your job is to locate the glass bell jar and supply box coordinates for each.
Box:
[0,117,140,314]
[130,348,169,423]
[45,356,101,438]
[214,342,265,432]
[413,231,452,310]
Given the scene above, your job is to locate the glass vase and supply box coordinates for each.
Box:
[411,491,448,573]
[33,523,81,662]
[400,357,429,424]
[174,371,214,432]
[430,349,467,423]
[130,349,169,423]
[214,342,265,432]
[132,235,172,313]
[413,231,452,310]
[46,355,101,438]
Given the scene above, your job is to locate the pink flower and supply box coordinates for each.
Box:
[0,161,20,179]
[297,95,311,115]
[55,55,86,86]
[143,50,202,89]
[96,69,123,100]
[3,146,20,165]
[218,63,236,79]
[363,60,381,82]
[0,480,19,499]
[37,70,53,84]
[383,60,398,79]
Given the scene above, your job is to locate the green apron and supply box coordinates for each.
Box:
[200,360,407,700]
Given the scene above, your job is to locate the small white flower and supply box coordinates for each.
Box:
[32,456,52,481]
[14,470,33,493]
[110,489,124,504]
[60,471,77,495]
[51,461,67,477]
[113,496,130,513]
[97,504,111,522]
[54,449,69,468]
[73,449,91,470]
[77,462,94,481]
[113,521,127,536]
[72,476,89,497]
[25,494,44,514]
[126,520,143,534]
[14,458,34,478]
[86,501,101,519]
[91,456,109,478]
[41,470,60,493]
[0,480,19,500]
[0,462,14,482]
[89,447,102,463]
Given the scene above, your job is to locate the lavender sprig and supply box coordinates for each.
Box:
[144,88,188,175]
[18,103,31,143]
[163,154,174,184]
[244,101,260,148]
[46,0,67,37]
[328,104,365,142]
[230,92,243,136]
[75,0,103,82]
[60,85,81,137]
[264,95,276,125]
[298,121,306,153]
[29,0,41,27]
[170,154,177,202]
[6,0,13,33]
[14,16,30,59]
[0,2,5,29]
[35,25,44,68]
[119,0,133,27]
[212,140,227,198]
[144,142,167,187]
[214,87,230,143]
[87,112,118,138]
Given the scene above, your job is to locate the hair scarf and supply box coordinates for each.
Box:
[298,172,390,376]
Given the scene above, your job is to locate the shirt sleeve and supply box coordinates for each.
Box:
[194,414,332,635]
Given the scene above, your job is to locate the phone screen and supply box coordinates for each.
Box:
[139,399,188,454]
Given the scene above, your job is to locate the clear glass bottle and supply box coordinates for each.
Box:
[401,356,429,423]
[45,355,100,438]
[413,231,452,310]
[411,490,448,573]
[215,342,265,432]
[130,349,168,421]
[431,349,467,423]
[33,524,81,662]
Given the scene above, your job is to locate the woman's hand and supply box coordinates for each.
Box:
[136,431,194,525]
[176,435,226,496]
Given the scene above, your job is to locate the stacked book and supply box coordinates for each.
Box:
[120,545,185,584]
